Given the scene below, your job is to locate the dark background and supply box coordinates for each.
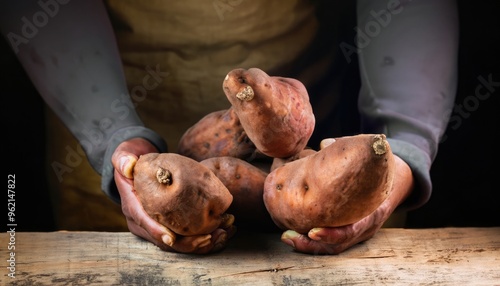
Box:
[406,0,500,227]
[2,0,499,232]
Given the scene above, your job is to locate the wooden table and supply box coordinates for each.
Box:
[1,227,499,285]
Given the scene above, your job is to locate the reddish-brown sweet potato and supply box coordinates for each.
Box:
[200,156,277,231]
[133,153,234,236]
[270,147,317,172]
[222,68,315,158]
[263,134,395,234]
[177,108,256,161]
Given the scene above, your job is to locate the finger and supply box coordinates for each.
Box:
[281,230,343,255]
[113,168,161,246]
[224,225,237,240]
[124,191,177,247]
[170,234,213,253]
[219,213,235,229]
[126,218,174,251]
[111,137,159,178]
[210,228,230,253]
[197,229,229,254]
[308,224,380,253]
[165,214,235,254]
[307,209,381,245]
[170,228,231,254]
[127,217,224,254]
[319,138,336,150]
[308,226,353,244]
[114,169,177,247]
[112,151,138,179]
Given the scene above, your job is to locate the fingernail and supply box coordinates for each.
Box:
[126,156,139,178]
[162,234,174,246]
[308,228,323,241]
[282,230,299,240]
[220,213,235,229]
[281,230,299,248]
[198,235,213,249]
[320,138,336,150]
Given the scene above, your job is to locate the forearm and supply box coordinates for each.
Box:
[356,0,459,208]
[1,1,167,200]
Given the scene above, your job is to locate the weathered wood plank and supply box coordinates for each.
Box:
[1,228,499,285]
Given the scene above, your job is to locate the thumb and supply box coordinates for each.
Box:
[319,138,336,150]
[112,151,138,179]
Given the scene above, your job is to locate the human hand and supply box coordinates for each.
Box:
[112,137,235,254]
[280,139,414,255]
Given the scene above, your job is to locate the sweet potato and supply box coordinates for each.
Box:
[133,153,234,236]
[222,68,315,158]
[263,134,395,233]
[200,156,277,231]
[177,108,256,161]
[270,147,317,172]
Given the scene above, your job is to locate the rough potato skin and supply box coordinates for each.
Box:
[133,153,233,236]
[222,68,315,158]
[177,108,256,161]
[263,134,395,234]
[200,156,277,231]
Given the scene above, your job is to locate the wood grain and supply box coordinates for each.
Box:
[1,228,499,285]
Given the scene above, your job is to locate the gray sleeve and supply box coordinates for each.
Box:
[1,0,167,202]
[356,0,459,209]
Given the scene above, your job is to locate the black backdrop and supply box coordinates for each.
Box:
[406,0,500,227]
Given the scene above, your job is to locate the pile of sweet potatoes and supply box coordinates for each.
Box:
[132,67,395,253]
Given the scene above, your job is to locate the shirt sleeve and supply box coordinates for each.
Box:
[356,0,459,209]
[0,0,168,203]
